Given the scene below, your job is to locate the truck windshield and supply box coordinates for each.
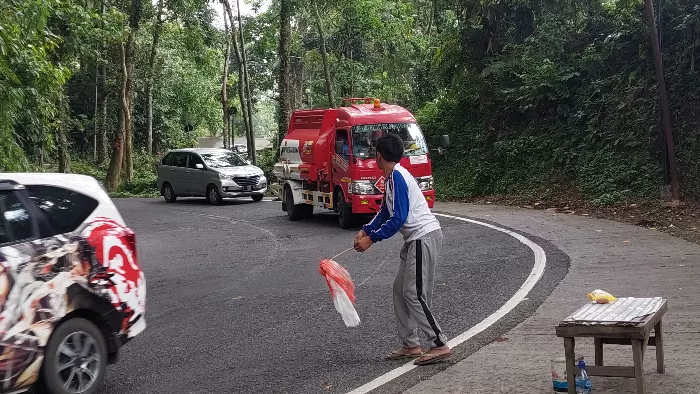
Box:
[351,123,428,159]
[201,152,247,168]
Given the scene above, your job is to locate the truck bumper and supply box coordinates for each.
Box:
[349,189,435,214]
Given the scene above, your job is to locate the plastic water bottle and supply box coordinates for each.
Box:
[575,360,592,394]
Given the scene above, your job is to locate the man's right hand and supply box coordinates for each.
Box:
[354,229,367,246]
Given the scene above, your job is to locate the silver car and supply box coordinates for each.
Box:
[157,148,267,205]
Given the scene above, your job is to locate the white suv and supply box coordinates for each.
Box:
[0,173,146,394]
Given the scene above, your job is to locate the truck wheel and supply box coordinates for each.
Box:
[34,318,108,394]
[337,195,354,229]
[285,186,304,221]
[302,204,313,219]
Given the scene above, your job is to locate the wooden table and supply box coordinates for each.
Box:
[555,297,667,394]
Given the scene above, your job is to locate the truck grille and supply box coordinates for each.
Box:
[234,176,260,186]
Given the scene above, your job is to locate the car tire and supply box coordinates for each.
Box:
[337,193,354,229]
[34,318,108,394]
[207,184,223,206]
[251,194,264,202]
[285,186,303,221]
[162,183,177,203]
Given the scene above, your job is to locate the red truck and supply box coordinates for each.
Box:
[272,98,449,228]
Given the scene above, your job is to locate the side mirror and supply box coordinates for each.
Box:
[335,141,345,153]
[195,163,204,170]
[440,135,450,148]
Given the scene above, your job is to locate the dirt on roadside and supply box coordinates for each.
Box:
[462,193,700,245]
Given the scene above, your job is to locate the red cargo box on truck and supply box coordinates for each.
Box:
[273,98,449,228]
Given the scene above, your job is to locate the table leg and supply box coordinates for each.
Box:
[564,337,576,394]
[632,338,647,394]
[594,338,604,366]
[655,320,665,373]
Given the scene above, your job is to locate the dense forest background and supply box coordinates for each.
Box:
[1,0,698,204]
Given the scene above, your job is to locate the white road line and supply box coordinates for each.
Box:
[346,212,547,394]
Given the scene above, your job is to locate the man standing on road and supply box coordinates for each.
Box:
[354,133,451,366]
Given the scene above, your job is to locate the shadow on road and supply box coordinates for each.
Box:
[149,197,265,206]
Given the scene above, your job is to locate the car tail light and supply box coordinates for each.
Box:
[124,227,137,262]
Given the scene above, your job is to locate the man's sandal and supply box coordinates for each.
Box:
[414,351,452,366]
[385,348,422,360]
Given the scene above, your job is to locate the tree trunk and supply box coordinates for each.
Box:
[146,0,163,154]
[96,0,107,163]
[123,0,139,183]
[93,62,99,161]
[97,58,108,163]
[105,43,129,192]
[313,3,335,108]
[221,6,231,150]
[237,64,249,143]
[222,0,250,150]
[236,0,256,164]
[277,0,291,144]
[644,0,680,202]
[57,94,70,173]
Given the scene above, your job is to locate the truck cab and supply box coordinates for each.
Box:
[273,98,447,228]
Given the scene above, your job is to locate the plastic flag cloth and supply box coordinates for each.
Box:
[318,259,360,327]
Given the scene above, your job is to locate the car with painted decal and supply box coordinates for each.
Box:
[156,148,267,205]
[0,173,146,394]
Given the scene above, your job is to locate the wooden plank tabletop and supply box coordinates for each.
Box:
[559,297,665,326]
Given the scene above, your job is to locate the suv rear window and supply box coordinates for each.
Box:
[25,185,99,235]
[162,152,175,166]
[0,191,33,244]
[172,153,188,168]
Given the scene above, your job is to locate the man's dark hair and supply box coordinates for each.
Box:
[376,133,403,162]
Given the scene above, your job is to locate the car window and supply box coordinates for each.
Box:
[162,152,175,166]
[200,152,246,168]
[188,154,204,168]
[0,191,33,244]
[25,185,99,236]
[172,153,188,168]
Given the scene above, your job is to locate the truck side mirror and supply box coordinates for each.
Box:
[335,141,345,154]
[440,135,450,148]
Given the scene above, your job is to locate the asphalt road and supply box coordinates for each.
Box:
[98,198,568,394]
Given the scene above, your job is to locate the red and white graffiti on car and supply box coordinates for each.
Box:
[82,217,146,337]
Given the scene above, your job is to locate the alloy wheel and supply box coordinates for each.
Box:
[54,331,101,393]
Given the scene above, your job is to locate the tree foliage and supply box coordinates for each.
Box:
[1,0,698,202]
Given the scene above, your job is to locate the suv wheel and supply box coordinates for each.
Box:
[251,194,264,202]
[207,185,223,205]
[162,183,177,203]
[36,318,107,394]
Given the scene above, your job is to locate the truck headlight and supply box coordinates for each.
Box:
[350,181,375,195]
[416,176,434,191]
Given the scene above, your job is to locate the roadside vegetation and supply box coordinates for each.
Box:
[1,0,698,240]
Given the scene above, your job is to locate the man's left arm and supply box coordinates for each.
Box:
[367,172,409,243]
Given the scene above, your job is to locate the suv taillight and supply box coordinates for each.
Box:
[124,228,137,262]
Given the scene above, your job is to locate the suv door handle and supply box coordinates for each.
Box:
[186,170,192,174]
[169,168,174,172]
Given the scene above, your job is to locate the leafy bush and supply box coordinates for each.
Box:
[417,0,699,204]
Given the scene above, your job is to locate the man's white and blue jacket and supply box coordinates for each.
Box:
[362,164,441,243]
